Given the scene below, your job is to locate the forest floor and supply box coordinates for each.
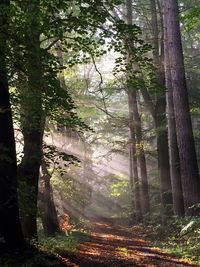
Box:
[59,219,199,267]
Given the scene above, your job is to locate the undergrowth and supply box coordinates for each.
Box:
[144,216,200,265]
[0,221,90,267]
[38,231,90,255]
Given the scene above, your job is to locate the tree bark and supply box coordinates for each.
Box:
[126,0,143,222]
[163,6,185,216]
[163,0,200,215]
[149,0,173,218]
[39,162,61,236]
[166,74,185,216]
[18,1,44,239]
[0,0,24,248]
[155,101,173,216]
[128,91,142,222]
[132,92,150,215]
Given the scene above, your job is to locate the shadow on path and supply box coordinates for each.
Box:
[60,220,198,267]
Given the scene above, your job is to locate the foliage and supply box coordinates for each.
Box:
[105,174,132,221]
[101,18,156,95]
[165,217,200,263]
[144,217,200,264]
[108,175,131,212]
[38,231,90,254]
[51,169,92,213]
[182,5,200,32]
[9,0,127,136]
[70,217,91,232]
[43,143,80,173]
[1,0,200,264]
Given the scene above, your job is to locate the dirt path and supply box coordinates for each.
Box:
[60,221,198,267]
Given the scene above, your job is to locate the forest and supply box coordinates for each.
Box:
[0,0,200,266]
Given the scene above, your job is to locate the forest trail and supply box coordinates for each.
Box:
[60,220,198,267]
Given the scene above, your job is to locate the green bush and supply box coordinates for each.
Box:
[165,217,200,263]
[145,216,200,264]
[38,231,90,254]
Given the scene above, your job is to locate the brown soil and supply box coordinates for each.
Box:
[59,220,198,267]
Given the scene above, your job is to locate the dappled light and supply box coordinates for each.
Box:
[58,221,197,267]
[0,0,200,266]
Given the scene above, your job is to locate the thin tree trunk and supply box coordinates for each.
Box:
[0,0,24,248]
[129,146,135,222]
[126,0,142,222]
[132,92,150,215]
[149,0,159,66]
[163,0,200,215]
[128,91,142,222]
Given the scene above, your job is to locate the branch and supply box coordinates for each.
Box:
[90,55,109,116]
[43,38,60,51]
[95,104,115,119]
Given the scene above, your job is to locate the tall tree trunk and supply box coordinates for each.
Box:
[150,0,173,217]
[155,102,173,216]
[126,0,142,222]
[126,0,150,215]
[0,0,24,248]
[128,91,142,222]
[18,2,43,239]
[39,162,61,236]
[129,146,135,222]
[163,8,185,216]
[132,92,150,215]
[166,74,185,216]
[163,0,200,215]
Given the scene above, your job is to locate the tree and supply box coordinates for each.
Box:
[0,0,24,248]
[124,0,150,219]
[163,4,184,216]
[126,0,173,218]
[11,0,124,239]
[132,91,150,216]
[18,1,44,239]
[128,90,143,222]
[126,0,143,222]
[163,0,200,215]
[165,47,185,216]
[149,0,173,218]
